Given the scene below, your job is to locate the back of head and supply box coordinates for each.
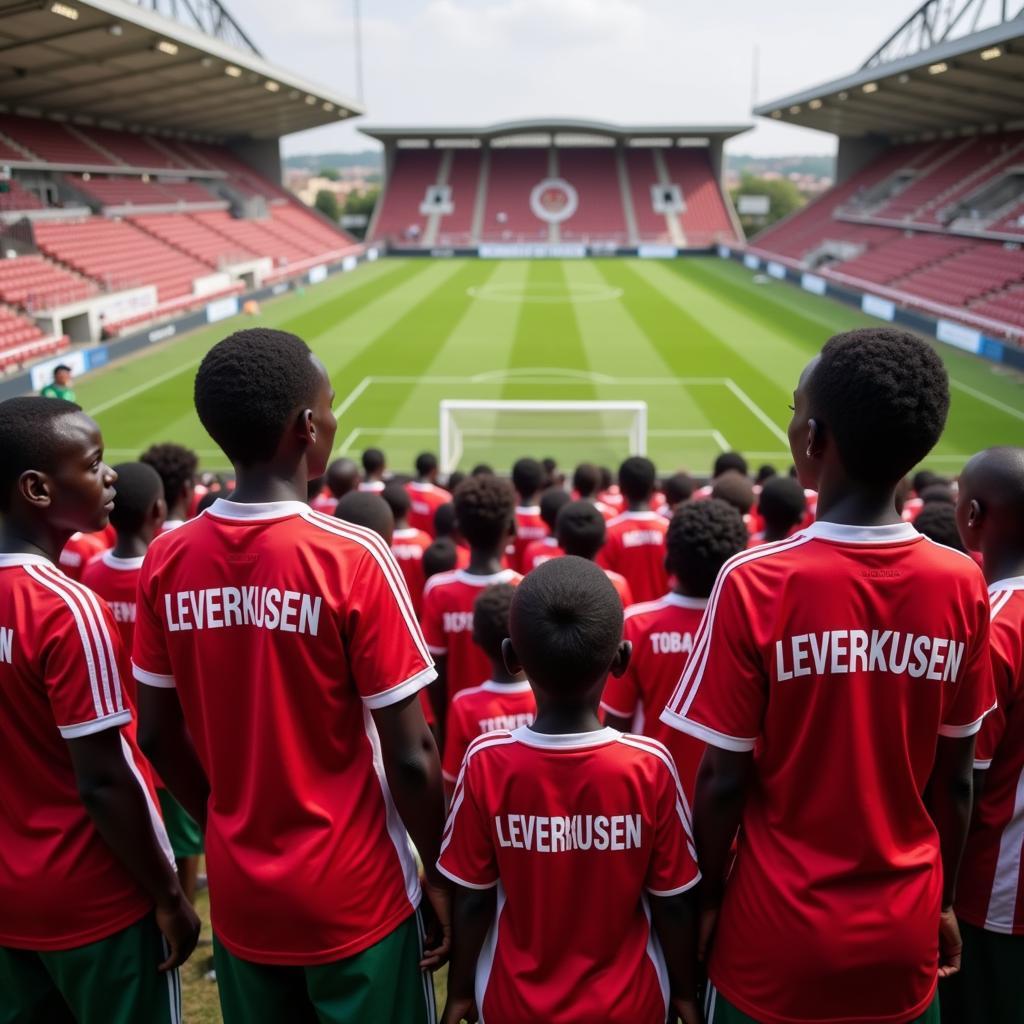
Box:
[423,537,458,580]
[757,476,806,533]
[913,501,965,552]
[470,464,493,478]
[913,470,941,495]
[434,501,457,538]
[618,456,656,503]
[755,464,778,486]
[714,451,748,479]
[326,457,360,498]
[362,447,386,477]
[667,499,748,597]
[454,475,516,550]
[663,472,695,507]
[512,457,544,500]
[555,499,605,560]
[920,484,955,506]
[382,481,411,521]
[194,328,322,466]
[109,462,164,535]
[472,583,516,661]
[711,469,755,515]
[335,491,394,544]
[140,442,197,508]
[573,462,600,499]
[808,328,949,484]
[510,557,623,694]
[415,452,438,479]
[598,466,613,491]
[541,457,559,486]
[0,396,83,512]
[539,487,571,532]
[448,471,466,491]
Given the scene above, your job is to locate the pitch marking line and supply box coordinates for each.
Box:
[949,379,1024,422]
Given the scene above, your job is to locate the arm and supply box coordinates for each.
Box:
[373,693,450,966]
[137,685,210,831]
[927,733,975,978]
[441,885,495,1024]
[67,729,200,971]
[428,655,448,750]
[650,892,702,1024]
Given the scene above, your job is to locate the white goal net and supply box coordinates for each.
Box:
[439,399,648,474]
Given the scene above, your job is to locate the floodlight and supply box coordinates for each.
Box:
[50,3,78,19]
[929,62,948,74]
[155,40,179,55]
[980,47,1002,61]
[224,65,242,77]
[863,82,878,93]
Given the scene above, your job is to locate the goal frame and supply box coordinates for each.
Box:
[438,399,648,474]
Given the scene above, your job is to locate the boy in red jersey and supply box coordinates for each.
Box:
[521,487,570,573]
[359,446,387,493]
[599,456,669,603]
[384,482,432,616]
[662,328,996,1024]
[421,474,520,736]
[407,452,450,537]
[0,398,198,1023]
[133,328,448,1024]
[58,526,111,580]
[310,456,360,514]
[439,557,701,1024]
[510,457,548,572]
[556,499,634,606]
[140,443,198,534]
[603,499,748,799]
[947,447,1024,1024]
[572,462,617,520]
[747,475,806,546]
[442,584,535,793]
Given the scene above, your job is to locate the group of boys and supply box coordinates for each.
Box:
[0,323,1020,1024]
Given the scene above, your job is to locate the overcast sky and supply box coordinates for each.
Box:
[236,0,920,157]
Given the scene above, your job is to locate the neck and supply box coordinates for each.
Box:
[113,532,149,559]
[983,548,1024,586]
[467,547,506,575]
[490,662,526,685]
[627,499,649,513]
[672,581,700,598]
[763,525,789,542]
[167,501,189,521]
[395,517,410,531]
[230,465,307,505]
[0,515,72,563]
[530,700,603,735]
[814,474,900,527]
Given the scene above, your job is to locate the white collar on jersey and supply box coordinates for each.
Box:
[207,498,310,521]
[614,510,660,521]
[803,521,920,544]
[511,725,619,749]
[162,519,185,531]
[479,680,534,694]
[990,575,1024,593]
[515,505,541,515]
[454,568,518,586]
[0,552,55,569]
[393,528,422,540]
[661,593,709,609]
[102,551,145,571]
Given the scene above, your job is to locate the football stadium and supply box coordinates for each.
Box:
[1,0,1023,1022]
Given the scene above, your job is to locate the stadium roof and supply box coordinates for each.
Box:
[0,0,362,140]
[361,118,751,145]
[755,0,1024,137]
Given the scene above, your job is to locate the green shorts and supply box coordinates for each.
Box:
[0,913,180,1024]
[213,909,435,1024]
[705,985,939,1024]
[157,787,203,858]
[940,919,1024,1024]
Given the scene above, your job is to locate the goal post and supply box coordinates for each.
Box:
[439,399,648,474]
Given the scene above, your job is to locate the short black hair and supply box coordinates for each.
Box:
[325,457,360,498]
[362,447,385,475]
[913,501,965,552]
[598,466,613,491]
[663,472,695,507]
[382,481,411,519]
[415,452,437,477]
[109,462,164,534]
[920,483,955,505]
[434,501,457,538]
[454,475,515,550]
[54,364,72,376]
[913,470,942,494]
[808,328,949,484]
[512,457,544,499]
[757,476,806,534]
[667,499,748,597]
[510,557,623,693]
[0,397,83,511]
[334,491,394,542]
[573,462,600,499]
[139,443,198,507]
[194,328,322,465]
[711,470,755,515]
[619,456,656,502]
[423,538,458,580]
[556,500,605,561]
[470,464,493,478]
[472,583,516,661]
[714,451,748,478]
[539,487,571,531]
[447,471,466,491]
[755,464,778,485]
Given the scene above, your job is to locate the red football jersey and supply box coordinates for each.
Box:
[522,536,563,573]
[442,680,536,783]
[512,506,548,574]
[406,481,450,537]
[358,480,385,494]
[391,527,432,616]
[597,512,669,605]
[0,553,170,950]
[132,499,436,965]
[58,531,110,581]
[309,489,337,515]
[81,551,144,651]
[421,569,522,701]
[661,522,996,1024]
[957,578,1024,935]
[439,727,700,1024]
[601,594,707,800]
[605,568,634,608]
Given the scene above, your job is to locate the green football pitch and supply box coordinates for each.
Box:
[75,257,1023,477]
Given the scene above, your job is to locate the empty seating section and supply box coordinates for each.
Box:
[972,282,1024,329]
[663,148,734,246]
[69,175,218,208]
[78,128,185,169]
[0,304,42,347]
[34,219,211,300]
[482,148,549,242]
[0,179,43,211]
[0,255,97,309]
[272,203,354,251]
[825,234,970,286]
[192,211,307,265]
[625,149,669,242]
[989,200,1024,235]
[435,149,480,245]
[922,135,1024,224]
[0,115,112,165]
[897,244,1024,306]
[374,149,441,241]
[557,148,628,243]
[131,214,256,266]
[159,180,219,204]
[0,305,66,371]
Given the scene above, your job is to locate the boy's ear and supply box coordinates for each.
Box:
[297,407,316,447]
[18,470,52,510]
[609,640,632,678]
[502,637,523,676]
[967,498,983,529]
[806,418,824,461]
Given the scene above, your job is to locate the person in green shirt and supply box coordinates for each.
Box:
[40,364,75,402]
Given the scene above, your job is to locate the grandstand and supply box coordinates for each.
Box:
[363,120,746,252]
[0,0,362,374]
[743,0,1024,343]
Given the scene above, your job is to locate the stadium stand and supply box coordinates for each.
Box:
[0,303,67,370]
[481,147,550,242]
[663,148,736,247]
[0,255,97,310]
[435,149,481,246]
[0,114,114,166]
[556,148,629,244]
[373,149,443,243]
[625,148,673,243]
[131,214,256,267]
[0,179,44,212]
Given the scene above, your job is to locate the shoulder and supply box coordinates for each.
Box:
[918,535,987,578]
[714,531,815,586]
[423,569,460,597]
[624,596,669,622]
[20,561,115,630]
[451,684,486,706]
[302,509,401,565]
[615,732,681,782]
[463,729,517,766]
